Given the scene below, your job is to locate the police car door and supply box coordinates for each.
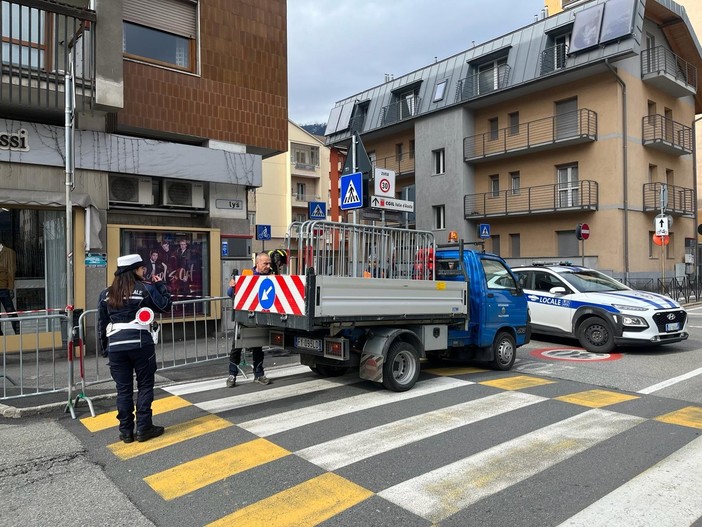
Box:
[530,270,573,333]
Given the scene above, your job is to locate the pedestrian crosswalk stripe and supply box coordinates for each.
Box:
[654,406,702,429]
[378,409,645,523]
[555,435,702,527]
[239,376,470,437]
[80,396,192,432]
[145,438,290,501]
[555,389,639,408]
[195,376,361,414]
[206,473,373,527]
[296,391,546,471]
[480,375,556,390]
[108,414,233,460]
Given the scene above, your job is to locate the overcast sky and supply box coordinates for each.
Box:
[287,0,546,125]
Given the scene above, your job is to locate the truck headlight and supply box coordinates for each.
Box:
[620,315,648,327]
[612,304,648,312]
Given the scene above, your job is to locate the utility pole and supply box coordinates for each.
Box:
[65,52,75,322]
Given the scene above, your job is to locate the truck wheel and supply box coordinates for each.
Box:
[577,317,615,353]
[383,341,420,392]
[314,364,349,377]
[490,331,516,371]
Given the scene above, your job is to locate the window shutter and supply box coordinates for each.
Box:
[123,0,197,39]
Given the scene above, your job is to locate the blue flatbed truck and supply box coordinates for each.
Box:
[233,221,530,391]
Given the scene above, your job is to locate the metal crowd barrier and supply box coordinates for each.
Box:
[1,297,235,407]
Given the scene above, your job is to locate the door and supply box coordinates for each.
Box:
[557,164,579,208]
[479,257,524,340]
[555,98,578,140]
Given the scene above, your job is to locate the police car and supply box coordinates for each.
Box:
[511,262,688,353]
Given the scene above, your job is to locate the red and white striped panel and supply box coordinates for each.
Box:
[234,275,306,315]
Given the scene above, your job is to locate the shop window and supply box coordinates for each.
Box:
[121,229,210,314]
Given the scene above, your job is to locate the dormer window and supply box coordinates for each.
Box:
[381,81,422,125]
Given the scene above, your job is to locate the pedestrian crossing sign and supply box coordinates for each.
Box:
[479,223,491,239]
[308,201,327,220]
[340,172,363,210]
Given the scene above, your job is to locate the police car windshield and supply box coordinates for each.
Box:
[560,269,629,293]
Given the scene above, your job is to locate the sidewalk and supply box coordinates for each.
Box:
[0,348,302,419]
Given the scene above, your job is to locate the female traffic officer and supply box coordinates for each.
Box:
[98,254,172,444]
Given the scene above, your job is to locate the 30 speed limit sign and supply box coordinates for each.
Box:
[374,168,395,197]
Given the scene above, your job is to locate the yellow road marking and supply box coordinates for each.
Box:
[424,367,486,376]
[556,389,639,408]
[206,472,373,527]
[480,375,556,390]
[655,406,702,429]
[108,414,233,460]
[145,438,290,500]
[80,395,192,432]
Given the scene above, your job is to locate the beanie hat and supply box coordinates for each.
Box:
[115,254,144,275]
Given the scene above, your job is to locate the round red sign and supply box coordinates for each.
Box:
[580,223,590,240]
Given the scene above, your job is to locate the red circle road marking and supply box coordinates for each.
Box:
[530,348,622,362]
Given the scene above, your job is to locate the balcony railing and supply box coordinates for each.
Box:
[0,0,96,113]
[641,46,697,97]
[380,96,421,126]
[292,161,319,171]
[372,153,415,176]
[464,109,597,162]
[292,192,321,204]
[539,43,569,75]
[464,180,598,218]
[642,115,692,155]
[643,182,694,216]
[455,64,511,103]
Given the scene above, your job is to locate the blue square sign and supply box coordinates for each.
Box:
[256,224,272,240]
[479,223,491,239]
[308,201,327,220]
[340,172,363,210]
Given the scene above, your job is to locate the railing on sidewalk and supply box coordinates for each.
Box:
[1,296,235,402]
[620,276,701,304]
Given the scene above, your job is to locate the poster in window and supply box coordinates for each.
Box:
[599,0,636,44]
[569,4,605,54]
[122,230,209,315]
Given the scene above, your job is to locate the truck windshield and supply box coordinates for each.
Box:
[559,270,630,293]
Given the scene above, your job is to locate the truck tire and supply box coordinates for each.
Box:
[577,317,615,353]
[314,364,349,377]
[490,331,516,371]
[383,341,420,392]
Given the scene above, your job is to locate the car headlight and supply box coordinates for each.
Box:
[612,304,648,312]
[620,315,648,327]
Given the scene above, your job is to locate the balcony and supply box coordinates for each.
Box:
[0,0,96,115]
[642,115,692,155]
[292,192,321,206]
[464,180,598,218]
[641,46,697,97]
[539,43,569,75]
[372,153,415,177]
[643,182,694,216]
[380,96,421,126]
[455,64,511,103]
[464,109,597,163]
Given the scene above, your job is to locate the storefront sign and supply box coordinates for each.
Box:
[85,253,107,268]
[0,129,29,151]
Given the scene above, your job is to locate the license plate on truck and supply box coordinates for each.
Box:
[295,337,322,351]
[666,322,680,332]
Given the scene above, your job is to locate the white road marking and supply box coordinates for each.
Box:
[239,376,471,437]
[295,391,546,471]
[637,366,702,394]
[557,435,702,527]
[378,409,644,523]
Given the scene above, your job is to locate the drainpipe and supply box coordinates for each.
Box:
[605,59,629,280]
[693,116,702,288]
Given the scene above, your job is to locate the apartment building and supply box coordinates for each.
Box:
[246,120,329,261]
[0,0,286,347]
[325,0,701,280]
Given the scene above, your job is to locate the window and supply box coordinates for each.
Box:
[401,91,417,119]
[433,79,448,102]
[490,175,500,197]
[409,140,415,159]
[433,149,445,175]
[492,235,500,256]
[489,118,499,140]
[395,143,403,162]
[648,164,656,184]
[666,169,673,186]
[557,230,579,257]
[296,182,306,200]
[510,233,520,258]
[555,98,578,139]
[664,108,673,143]
[433,205,445,230]
[510,172,520,195]
[478,56,508,94]
[509,112,520,136]
[292,144,320,167]
[483,258,517,290]
[553,33,570,69]
[123,0,198,72]
[2,2,46,69]
[557,164,579,207]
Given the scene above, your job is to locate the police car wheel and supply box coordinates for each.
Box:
[577,317,615,353]
[490,331,516,371]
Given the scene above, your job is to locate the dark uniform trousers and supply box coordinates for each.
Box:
[109,344,157,435]
[229,346,264,378]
